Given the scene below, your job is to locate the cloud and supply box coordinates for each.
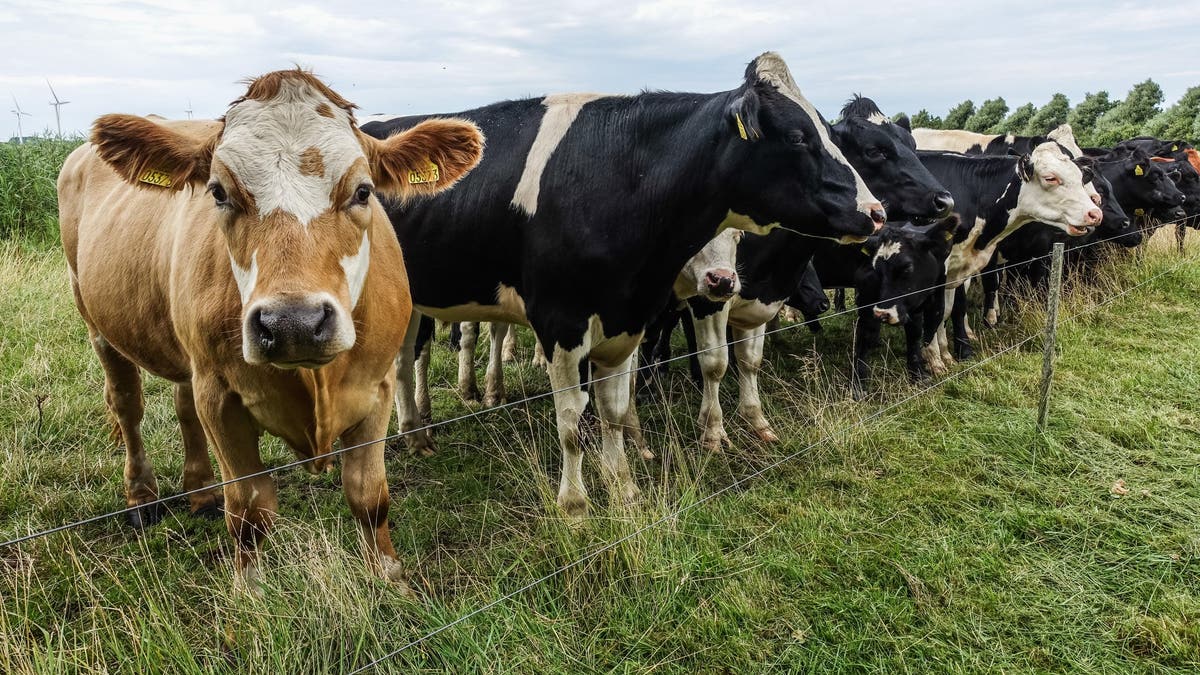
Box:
[2,0,1199,138]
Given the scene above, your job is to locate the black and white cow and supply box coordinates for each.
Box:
[810,217,963,393]
[674,96,954,449]
[912,124,1079,156]
[362,53,885,515]
[917,143,1102,367]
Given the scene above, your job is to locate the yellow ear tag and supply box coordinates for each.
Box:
[138,169,173,188]
[1135,165,1144,176]
[1134,208,1145,216]
[944,230,955,241]
[1172,145,1179,151]
[408,161,440,185]
[860,246,870,256]
[734,113,749,141]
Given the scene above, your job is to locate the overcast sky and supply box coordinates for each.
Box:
[3,0,1199,138]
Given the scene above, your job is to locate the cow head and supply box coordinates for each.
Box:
[1087,165,1139,247]
[1014,142,1102,236]
[792,262,830,326]
[1162,158,1200,228]
[862,217,959,325]
[91,69,484,368]
[677,228,742,301]
[832,95,954,221]
[1100,149,1187,223]
[722,52,886,243]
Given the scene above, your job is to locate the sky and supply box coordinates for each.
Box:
[3,0,1200,139]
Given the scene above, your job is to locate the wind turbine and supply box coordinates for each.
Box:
[10,94,31,144]
[185,99,193,120]
[46,80,69,137]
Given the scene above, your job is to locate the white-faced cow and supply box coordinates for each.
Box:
[58,70,484,584]
[917,142,1102,368]
[362,52,886,516]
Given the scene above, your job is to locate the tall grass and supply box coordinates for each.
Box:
[1,230,1198,672]
[0,138,84,245]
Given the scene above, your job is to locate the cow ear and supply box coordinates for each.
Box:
[894,113,911,132]
[90,114,218,190]
[1149,156,1175,164]
[365,117,485,200]
[727,88,763,142]
[1017,153,1035,182]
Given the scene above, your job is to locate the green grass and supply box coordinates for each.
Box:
[0,138,84,245]
[1,231,1198,674]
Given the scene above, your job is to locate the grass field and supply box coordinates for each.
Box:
[0,150,1198,672]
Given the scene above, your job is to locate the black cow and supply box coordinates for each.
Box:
[673,95,953,449]
[362,53,885,515]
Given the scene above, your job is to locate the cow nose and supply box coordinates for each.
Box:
[818,299,830,312]
[868,204,887,230]
[932,191,955,215]
[250,301,336,362]
[705,270,736,296]
[1119,219,1131,230]
[1085,208,1102,226]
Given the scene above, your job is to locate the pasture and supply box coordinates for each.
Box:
[1,137,1198,671]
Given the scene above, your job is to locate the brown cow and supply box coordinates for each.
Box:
[58,69,484,586]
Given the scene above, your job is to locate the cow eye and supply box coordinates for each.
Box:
[865,147,885,160]
[785,131,806,146]
[1043,175,1060,185]
[208,182,230,208]
[353,184,373,206]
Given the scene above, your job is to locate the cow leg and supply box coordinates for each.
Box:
[414,340,432,423]
[951,287,974,360]
[733,324,777,443]
[532,339,548,369]
[903,318,929,381]
[502,324,518,363]
[339,376,407,588]
[456,322,481,403]
[1178,223,1187,254]
[623,348,652,460]
[833,288,846,312]
[681,306,703,384]
[483,322,509,407]
[88,331,160,527]
[692,305,731,451]
[193,377,274,586]
[394,313,436,457]
[982,268,1001,327]
[545,341,591,517]
[851,310,881,398]
[593,353,641,506]
[173,383,221,516]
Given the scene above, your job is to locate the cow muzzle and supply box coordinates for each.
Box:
[1067,208,1103,236]
[873,305,902,325]
[243,293,355,368]
[702,269,739,301]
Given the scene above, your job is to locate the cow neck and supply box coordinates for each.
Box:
[735,229,825,304]
[970,165,1024,252]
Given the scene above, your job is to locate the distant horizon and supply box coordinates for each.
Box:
[4,1,1197,138]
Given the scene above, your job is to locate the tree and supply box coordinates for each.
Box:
[1067,91,1116,146]
[1023,93,1070,135]
[943,100,975,130]
[993,103,1037,134]
[910,109,943,129]
[1141,86,1200,140]
[1091,79,1164,146]
[964,97,1008,132]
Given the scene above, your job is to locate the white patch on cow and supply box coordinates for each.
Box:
[512,93,609,217]
[1046,124,1083,158]
[728,296,784,331]
[872,241,902,268]
[1004,134,1015,145]
[340,231,370,310]
[415,284,529,326]
[873,305,900,324]
[866,111,889,125]
[496,284,528,317]
[676,229,741,300]
[912,128,999,152]
[721,210,779,236]
[217,79,363,227]
[1015,142,1098,234]
[754,53,880,216]
[229,249,259,304]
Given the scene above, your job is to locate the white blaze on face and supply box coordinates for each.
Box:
[216,80,364,227]
[872,240,902,268]
[866,111,889,125]
[340,232,370,310]
[753,53,880,216]
[1016,142,1097,233]
[873,305,900,324]
[512,93,610,217]
[229,250,258,304]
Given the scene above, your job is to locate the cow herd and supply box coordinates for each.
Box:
[56,53,1200,587]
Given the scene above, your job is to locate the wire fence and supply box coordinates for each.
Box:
[0,218,1191,553]
[346,241,1196,674]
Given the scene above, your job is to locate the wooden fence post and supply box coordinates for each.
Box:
[1037,242,1065,432]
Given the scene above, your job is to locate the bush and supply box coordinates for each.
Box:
[0,137,84,245]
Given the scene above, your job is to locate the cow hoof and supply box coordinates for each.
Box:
[406,434,438,458]
[754,427,780,444]
[965,328,978,341]
[126,501,164,529]
[700,432,730,452]
[954,343,975,360]
[190,497,224,520]
[460,387,481,404]
[639,447,656,460]
[557,493,589,519]
[851,385,868,401]
[616,483,642,506]
[482,394,506,408]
